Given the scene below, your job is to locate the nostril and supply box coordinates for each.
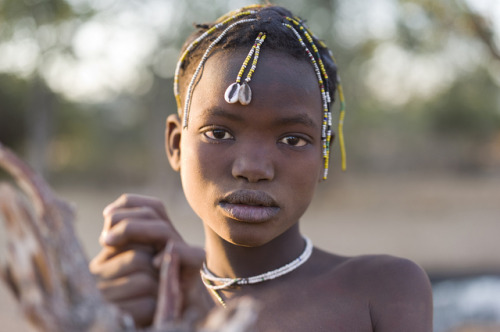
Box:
[231,154,274,183]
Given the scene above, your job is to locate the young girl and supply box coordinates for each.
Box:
[90,5,433,331]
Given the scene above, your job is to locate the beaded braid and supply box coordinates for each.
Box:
[282,22,331,179]
[181,18,257,127]
[286,16,347,172]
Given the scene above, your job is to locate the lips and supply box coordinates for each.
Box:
[219,190,280,223]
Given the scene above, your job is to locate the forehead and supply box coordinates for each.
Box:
[188,48,323,120]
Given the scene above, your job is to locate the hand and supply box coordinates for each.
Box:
[89,194,183,327]
[99,193,182,249]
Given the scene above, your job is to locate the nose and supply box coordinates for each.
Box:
[231,143,274,183]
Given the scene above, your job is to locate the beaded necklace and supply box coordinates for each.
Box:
[201,236,313,292]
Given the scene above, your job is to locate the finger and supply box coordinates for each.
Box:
[117,297,156,328]
[90,243,151,267]
[104,219,181,248]
[90,249,157,281]
[103,194,169,221]
[98,272,159,302]
[100,207,165,247]
[90,246,124,273]
[155,242,181,326]
[102,206,162,236]
[164,243,213,323]
[153,243,213,326]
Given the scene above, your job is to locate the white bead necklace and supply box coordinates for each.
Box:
[201,236,313,291]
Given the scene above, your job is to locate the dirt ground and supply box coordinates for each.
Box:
[1,171,499,331]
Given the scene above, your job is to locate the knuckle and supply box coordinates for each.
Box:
[88,250,110,274]
[119,193,130,202]
[89,260,100,274]
[117,193,134,207]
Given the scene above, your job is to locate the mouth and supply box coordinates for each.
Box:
[219,190,280,223]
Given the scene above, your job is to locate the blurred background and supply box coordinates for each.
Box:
[0,0,499,331]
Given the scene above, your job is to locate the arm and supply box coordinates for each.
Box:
[368,256,433,332]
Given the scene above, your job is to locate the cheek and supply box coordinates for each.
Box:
[279,149,322,200]
[179,139,205,206]
[179,138,228,211]
[283,147,322,181]
[181,140,226,179]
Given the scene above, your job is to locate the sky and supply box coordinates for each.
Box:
[0,0,498,104]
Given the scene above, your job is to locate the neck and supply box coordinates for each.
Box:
[203,224,305,279]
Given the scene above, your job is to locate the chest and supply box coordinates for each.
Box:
[231,281,374,332]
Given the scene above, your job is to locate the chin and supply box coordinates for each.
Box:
[223,232,267,248]
[220,223,284,248]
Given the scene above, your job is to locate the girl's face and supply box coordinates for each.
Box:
[169,49,324,247]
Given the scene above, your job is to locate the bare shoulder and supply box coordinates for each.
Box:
[344,254,431,287]
[316,250,430,284]
[313,251,433,331]
[341,254,433,331]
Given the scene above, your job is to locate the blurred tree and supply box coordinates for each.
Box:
[457,0,500,61]
[0,0,92,175]
[0,0,499,183]
[324,0,500,172]
[0,74,28,150]
[431,68,500,138]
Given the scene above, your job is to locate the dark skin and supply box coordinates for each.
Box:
[90,49,433,331]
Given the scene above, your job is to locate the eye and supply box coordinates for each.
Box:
[203,128,233,140]
[278,135,309,147]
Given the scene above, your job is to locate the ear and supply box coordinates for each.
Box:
[165,114,182,172]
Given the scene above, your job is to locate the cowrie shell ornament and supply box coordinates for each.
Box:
[224,82,253,105]
[238,82,252,105]
[224,82,241,103]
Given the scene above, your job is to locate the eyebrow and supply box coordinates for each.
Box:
[203,106,245,122]
[203,106,318,129]
[272,113,318,130]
